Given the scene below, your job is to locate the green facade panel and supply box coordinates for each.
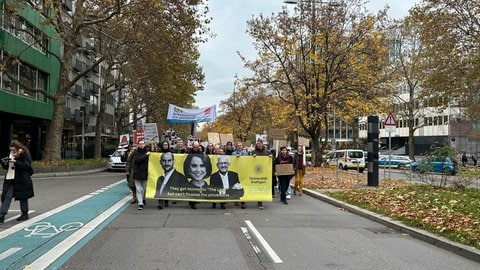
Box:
[0,1,61,121]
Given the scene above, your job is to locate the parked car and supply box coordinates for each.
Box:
[411,156,457,175]
[327,149,365,173]
[378,155,414,170]
[107,147,128,172]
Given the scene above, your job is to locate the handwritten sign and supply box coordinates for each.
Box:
[208,133,220,145]
[220,133,234,146]
[275,164,294,176]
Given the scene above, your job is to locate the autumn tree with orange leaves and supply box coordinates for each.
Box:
[241,0,391,166]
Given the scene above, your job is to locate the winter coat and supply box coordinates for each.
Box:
[275,152,294,180]
[125,149,136,188]
[293,152,306,174]
[132,147,149,181]
[1,152,34,201]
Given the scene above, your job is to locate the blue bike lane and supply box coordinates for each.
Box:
[0,180,130,270]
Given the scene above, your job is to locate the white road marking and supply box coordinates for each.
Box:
[27,195,131,269]
[0,180,124,239]
[244,220,283,263]
[241,227,262,253]
[0,247,22,261]
[2,210,36,224]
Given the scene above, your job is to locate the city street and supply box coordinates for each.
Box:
[0,171,479,269]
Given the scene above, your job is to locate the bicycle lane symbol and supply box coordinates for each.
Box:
[24,222,84,238]
[0,181,129,269]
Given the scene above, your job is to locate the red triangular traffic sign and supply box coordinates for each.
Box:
[384,112,397,126]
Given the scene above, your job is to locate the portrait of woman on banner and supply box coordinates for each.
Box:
[183,154,215,198]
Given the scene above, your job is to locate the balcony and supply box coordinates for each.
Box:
[82,89,90,101]
[92,64,99,73]
[74,84,82,96]
[90,104,99,114]
[72,59,83,72]
[91,83,100,94]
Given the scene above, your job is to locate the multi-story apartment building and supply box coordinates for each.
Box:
[0,1,118,159]
[0,1,60,159]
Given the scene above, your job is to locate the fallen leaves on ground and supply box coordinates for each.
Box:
[303,166,480,250]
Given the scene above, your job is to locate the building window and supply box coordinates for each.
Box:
[1,53,48,101]
[1,60,17,92]
[2,10,49,54]
[19,64,36,97]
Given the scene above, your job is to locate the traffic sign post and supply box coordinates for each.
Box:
[384,112,397,133]
[384,112,397,179]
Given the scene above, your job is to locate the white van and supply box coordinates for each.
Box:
[329,149,365,173]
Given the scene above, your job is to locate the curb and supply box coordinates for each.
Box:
[30,167,108,178]
[304,188,480,263]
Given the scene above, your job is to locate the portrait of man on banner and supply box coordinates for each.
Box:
[210,155,244,199]
[145,154,272,202]
[154,152,188,198]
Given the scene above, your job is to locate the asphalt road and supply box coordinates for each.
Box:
[0,170,479,269]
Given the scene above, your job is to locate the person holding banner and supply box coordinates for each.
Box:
[183,153,213,209]
[250,139,272,210]
[132,140,151,210]
[232,142,249,209]
[275,146,294,205]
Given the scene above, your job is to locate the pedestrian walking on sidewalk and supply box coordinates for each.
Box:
[1,140,34,223]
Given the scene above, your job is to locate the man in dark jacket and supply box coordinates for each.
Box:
[275,146,294,205]
[132,140,150,210]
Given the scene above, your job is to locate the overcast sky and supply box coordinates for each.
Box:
[196,0,421,110]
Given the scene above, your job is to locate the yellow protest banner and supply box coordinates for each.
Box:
[145,153,272,202]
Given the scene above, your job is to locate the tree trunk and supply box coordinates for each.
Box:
[43,93,66,161]
[409,128,416,160]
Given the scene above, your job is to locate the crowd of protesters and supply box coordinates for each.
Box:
[124,135,306,211]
